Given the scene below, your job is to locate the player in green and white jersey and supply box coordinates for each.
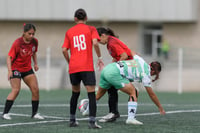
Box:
[96,55,166,125]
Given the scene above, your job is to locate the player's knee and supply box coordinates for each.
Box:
[12,88,20,96]
[128,96,137,102]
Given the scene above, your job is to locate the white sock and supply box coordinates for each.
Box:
[128,101,137,119]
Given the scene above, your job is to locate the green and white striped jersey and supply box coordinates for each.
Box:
[116,55,151,87]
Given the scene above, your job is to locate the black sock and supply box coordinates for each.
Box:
[70,91,80,120]
[3,100,14,114]
[32,100,39,117]
[108,86,119,114]
[88,92,96,118]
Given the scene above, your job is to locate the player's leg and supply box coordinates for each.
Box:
[108,86,120,117]
[22,69,43,119]
[83,71,101,129]
[2,70,21,120]
[69,73,81,127]
[119,83,143,125]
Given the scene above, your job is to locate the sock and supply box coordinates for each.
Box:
[108,86,119,114]
[70,91,80,120]
[3,100,14,114]
[88,92,96,121]
[32,100,39,117]
[128,101,137,119]
[70,114,76,122]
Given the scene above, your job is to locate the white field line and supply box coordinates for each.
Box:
[0,103,200,108]
[1,110,200,128]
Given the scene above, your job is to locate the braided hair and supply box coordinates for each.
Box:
[150,61,161,82]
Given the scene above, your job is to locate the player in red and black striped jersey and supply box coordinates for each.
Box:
[2,23,44,120]
[62,8,103,129]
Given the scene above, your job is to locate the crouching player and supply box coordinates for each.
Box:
[94,55,165,124]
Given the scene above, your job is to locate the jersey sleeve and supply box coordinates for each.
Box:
[8,40,20,61]
[142,75,152,87]
[110,43,126,57]
[90,26,100,41]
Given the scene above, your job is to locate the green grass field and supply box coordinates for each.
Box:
[0,89,200,133]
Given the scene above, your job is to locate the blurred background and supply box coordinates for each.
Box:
[0,0,199,92]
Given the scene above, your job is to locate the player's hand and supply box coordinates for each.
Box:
[159,108,166,115]
[34,64,39,71]
[7,70,12,81]
[112,58,117,62]
[97,59,104,71]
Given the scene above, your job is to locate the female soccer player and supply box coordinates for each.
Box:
[96,55,166,125]
[62,8,103,129]
[2,23,44,120]
[97,27,133,122]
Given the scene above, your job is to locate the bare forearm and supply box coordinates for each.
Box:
[93,39,101,58]
[119,52,128,61]
[7,56,12,71]
[62,48,70,63]
[32,53,38,65]
[146,87,163,109]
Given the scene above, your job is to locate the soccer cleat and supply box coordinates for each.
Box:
[99,113,119,122]
[2,114,11,120]
[69,121,79,127]
[126,118,143,125]
[32,113,44,120]
[88,121,102,129]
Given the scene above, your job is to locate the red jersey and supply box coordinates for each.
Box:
[8,37,38,72]
[107,36,133,61]
[62,23,100,74]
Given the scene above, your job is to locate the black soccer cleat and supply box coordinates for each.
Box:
[88,121,102,129]
[69,121,79,127]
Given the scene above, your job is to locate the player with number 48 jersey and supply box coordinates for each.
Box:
[62,8,103,129]
[62,21,100,74]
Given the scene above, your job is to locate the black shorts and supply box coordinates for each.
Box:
[70,71,96,86]
[11,69,34,79]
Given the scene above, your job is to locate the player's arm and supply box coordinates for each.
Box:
[112,58,117,62]
[7,56,12,80]
[93,38,104,70]
[112,45,128,61]
[32,53,39,71]
[145,86,165,115]
[62,47,70,64]
[119,52,128,61]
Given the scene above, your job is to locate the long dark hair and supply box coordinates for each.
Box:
[97,27,118,38]
[150,61,161,82]
[74,8,87,20]
[24,23,36,32]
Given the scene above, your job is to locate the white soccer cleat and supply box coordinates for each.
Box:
[99,113,116,122]
[2,114,12,120]
[32,113,44,120]
[126,118,143,125]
